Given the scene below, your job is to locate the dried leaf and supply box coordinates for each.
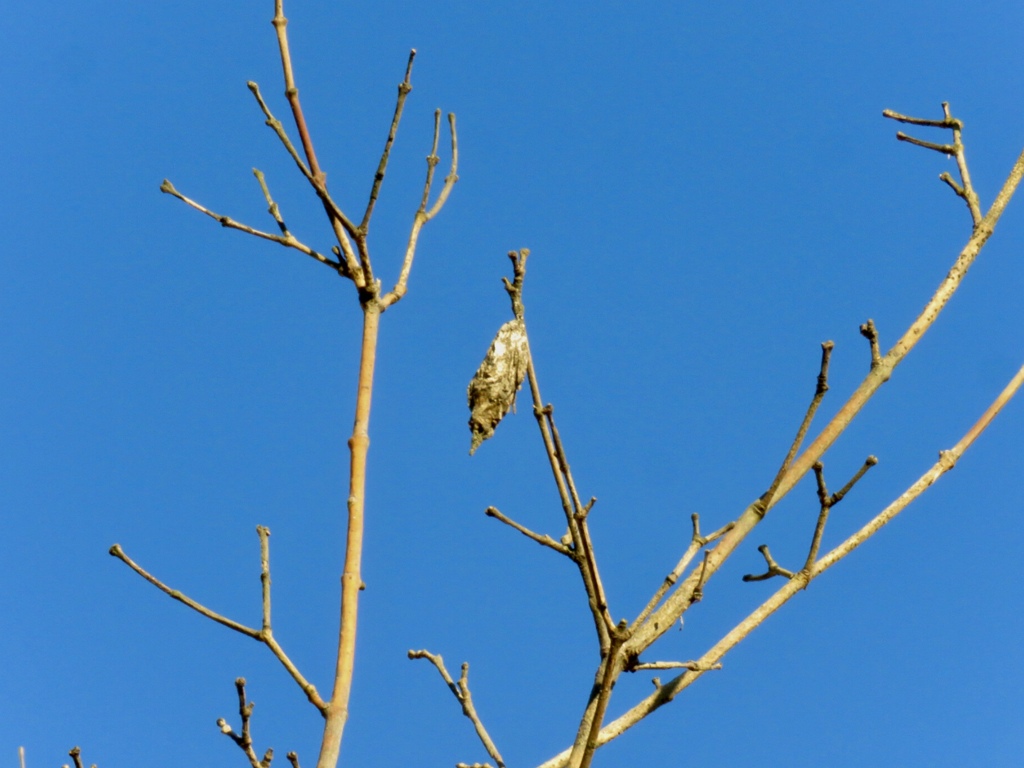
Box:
[467,319,528,455]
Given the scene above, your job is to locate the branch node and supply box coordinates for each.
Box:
[859,319,882,369]
[743,544,795,582]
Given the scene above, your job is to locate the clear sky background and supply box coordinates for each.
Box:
[3,2,1023,767]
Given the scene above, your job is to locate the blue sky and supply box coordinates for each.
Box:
[3,2,1024,767]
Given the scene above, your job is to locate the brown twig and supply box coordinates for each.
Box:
[741,545,795,582]
[537,358,1024,768]
[159,180,341,271]
[360,50,416,232]
[217,678,274,768]
[859,319,882,370]
[408,650,506,768]
[884,102,983,225]
[631,514,733,631]
[485,506,573,555]
[625,137,1024,659]
[381,110,459,308]
[65,747,92,768]
[760,341,834,511]
[109,536,326,713]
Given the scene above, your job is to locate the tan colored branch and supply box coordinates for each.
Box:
[271,0,364,288]
[485,506,573,555]
[409,650,507,768]
[216,678,274,768]
[360,50,416,232]
[537,358,1024,768]
[314,302,382,768]
[628,140,1024,657]
[381,111,459,308]
[883,103,982,225]
[633,514,733,631]
[159,180,341,271]
[109,537,326,713]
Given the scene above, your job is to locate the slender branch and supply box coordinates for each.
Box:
[409,650,506,768]
[573,626,628,768]
[626,140,1024,658]
[109,543,261,638]
[859,319,881,369]
[253,169,290,236]
[217,678,273,768]
[159,180,341,271]
[628,660,722,672]
[537,359,1024,768]
[760,341,834,509]
[109,537,326,713]
[424,112,460,221]
[880,108,960,129]
[315,302,382,768]
[247,83,313,183]
[270,0,364,288]
[631,513,734,631]
[380,112,459,309]
[485,506,573,556]
[803,456,877,572]
[741,545,794,582]
[884,103,982,225]
[360,50,416,232]
[65,747,90,768]
[893,132,956,155]
[545,406,616,636]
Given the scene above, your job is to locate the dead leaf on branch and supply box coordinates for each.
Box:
[467,319,528,455]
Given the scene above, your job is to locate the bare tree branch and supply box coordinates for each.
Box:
[409,650,506,768]
[217,678,274,768]
[485,506,573,555]
[109,533,326,713]
[159,180,341,271]
[537,358,1024,768]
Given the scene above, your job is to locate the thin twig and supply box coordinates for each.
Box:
[217,678,273,768]
[159,180,341,271]
[859,319,881,370]
[631,514,733,631]
[381,111,459,308]
[110,543,261,637]
[626,139,1024,658]
[760,341,834,510]
[741,545,795,582]
[884,103,982,225]
[894,132,957,155]
[628,660,722,671]
[802,456,877,573]
[253,169,291,236]
[485,506,573,555]
[109,538,326,713]
[537,359,1024,768]
[408,650,506,768]
[360,49,416,231]
[270,0,364,288]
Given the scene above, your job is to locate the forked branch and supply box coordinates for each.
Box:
[537,359,1024,768]
[217,678,275,768]
[109,532,326,713]
[626,133,1024,658]
[408,650,506,768]
[883,102,983,226]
